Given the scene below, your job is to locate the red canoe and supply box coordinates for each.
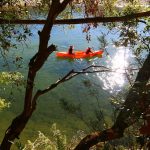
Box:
[56,50,103,59]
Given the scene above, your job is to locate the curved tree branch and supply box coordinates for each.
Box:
[74,53,150,150]
[32,65,138,105]
[0,11,150,24]
[0,0,72,149]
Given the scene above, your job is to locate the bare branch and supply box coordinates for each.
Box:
[75,53,150,150]
[60,0,73,9]
[33,65,138,99]
[32,65,110,98]
[0,0,72,148]
[0,11,150,25]
[137,19,147,24]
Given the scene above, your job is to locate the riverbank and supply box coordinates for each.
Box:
[0,0,41,7]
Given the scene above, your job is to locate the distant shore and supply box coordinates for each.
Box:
[0,0,42,8]
[0,0,149,12]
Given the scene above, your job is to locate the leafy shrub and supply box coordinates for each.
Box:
[0,97,10,110]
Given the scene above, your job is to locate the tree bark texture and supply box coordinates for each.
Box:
[75,53,150,150]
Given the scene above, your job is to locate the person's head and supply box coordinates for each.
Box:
[70,45,73,49]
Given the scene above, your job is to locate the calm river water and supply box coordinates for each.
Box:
[0,23,137,147]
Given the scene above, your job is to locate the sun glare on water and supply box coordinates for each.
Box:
[97,47,130,92]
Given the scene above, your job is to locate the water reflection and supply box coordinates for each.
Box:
[97,47,130,92]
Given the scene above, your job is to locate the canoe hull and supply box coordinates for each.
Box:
[56,50,103,59]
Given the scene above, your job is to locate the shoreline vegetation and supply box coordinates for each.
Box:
[0,0,149,24]
[0,0,149,9]
[0,0,41,7]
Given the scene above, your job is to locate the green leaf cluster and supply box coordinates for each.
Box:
[0,72,24,110]
[0,71,24,86]
[0,97,10,110]
[121,1,143,16]
[135,21,150,56]
[23,123,67,150]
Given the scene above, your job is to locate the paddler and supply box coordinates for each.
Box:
[85,47,93,54]
[68,45,74,54]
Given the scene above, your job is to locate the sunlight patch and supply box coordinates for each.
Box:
[98,47,131,92]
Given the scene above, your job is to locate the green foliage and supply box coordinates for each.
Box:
[0,24,32,68]
[21,123,142,150]
[0,0,29,20]
[0,71,24,110]
[110,17,150,63]
[103,0,118,17]
[121,1,143,16]
[0,24,32,49]
[0,25,17,50]
[97,34,108,49]
[0,2,32,66]
[22,123,89,150]
[23,123,67,150]
[15,142,24,150]
[135,21,150,56]
[0,0,150,149]
[0,71,24,86]
[0,97,10,110]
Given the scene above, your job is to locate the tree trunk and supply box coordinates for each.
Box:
[75,53,150,150]
[0,1,73,149]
